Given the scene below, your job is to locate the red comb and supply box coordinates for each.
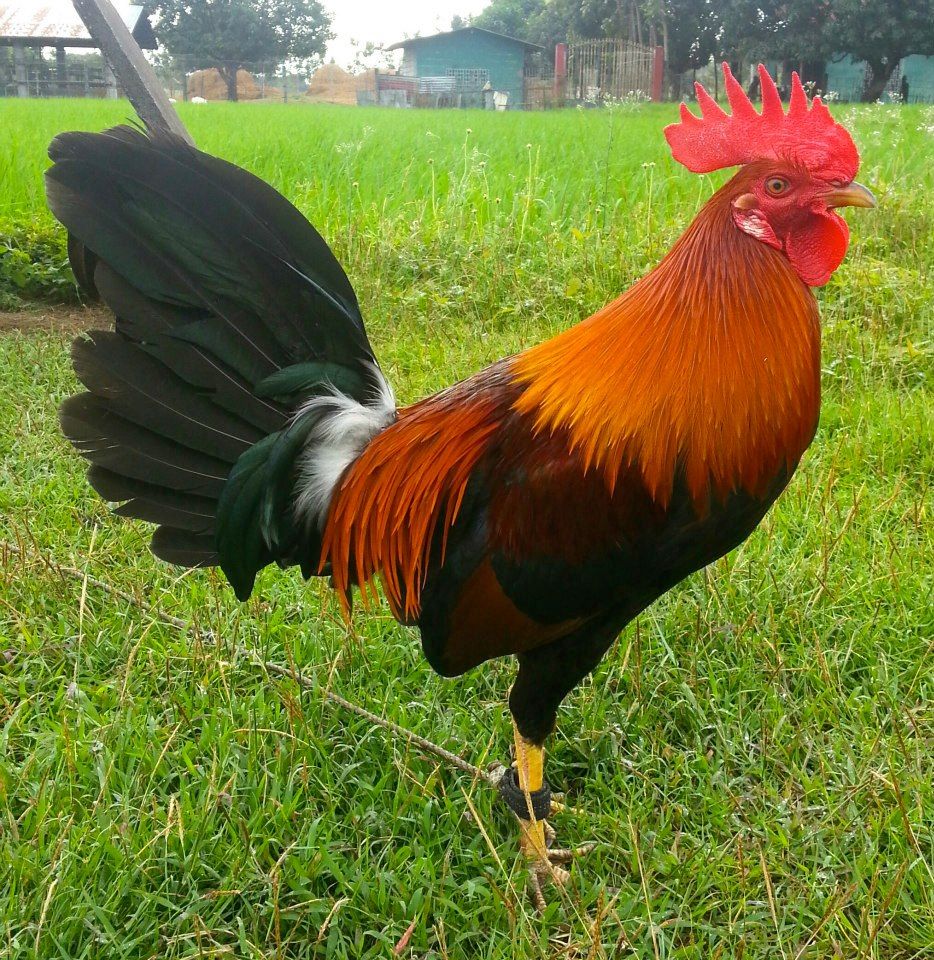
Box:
[665,63,859,182]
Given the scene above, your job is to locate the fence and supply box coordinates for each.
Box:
[0,48,113,98]
[154,58,321,103]
[565,39,658,103]
[0,46,664,109]
[0,51,324,103]
[9,46,932,108]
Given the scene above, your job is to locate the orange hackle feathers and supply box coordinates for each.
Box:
[665,63,859,184]
[322,373,507,620]
[511,170,822,509]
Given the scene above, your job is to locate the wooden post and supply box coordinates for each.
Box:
[554,42,568,101]
[651,45,664,102]
[70,0,193,143]
[13,42,28,98]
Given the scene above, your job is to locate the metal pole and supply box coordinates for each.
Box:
[70,0,193,144]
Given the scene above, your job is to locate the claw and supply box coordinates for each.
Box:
[498,723,599,911]
[518,816,597,912]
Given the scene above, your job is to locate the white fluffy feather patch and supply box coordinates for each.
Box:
[292,363,396,529]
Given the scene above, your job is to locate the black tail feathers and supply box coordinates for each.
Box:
[47,125,390,594]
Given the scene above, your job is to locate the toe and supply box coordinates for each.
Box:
[547,841,598,864]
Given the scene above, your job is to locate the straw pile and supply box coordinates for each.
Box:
[186,68,264,101]
[306,63,369,105]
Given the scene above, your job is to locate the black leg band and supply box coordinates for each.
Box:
[497,766,552,821]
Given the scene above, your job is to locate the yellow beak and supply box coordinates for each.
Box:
[826,181,876,209]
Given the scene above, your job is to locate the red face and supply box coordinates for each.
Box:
[731,162,876,287]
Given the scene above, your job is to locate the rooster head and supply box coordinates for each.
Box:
[664,63,875,287]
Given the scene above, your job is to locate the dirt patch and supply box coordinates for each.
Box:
[0,304,111,335]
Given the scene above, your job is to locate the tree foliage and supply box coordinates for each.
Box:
[151,0,332,100]
[465,0,934,100]
[470,0,568,49]
[827,0,934,100]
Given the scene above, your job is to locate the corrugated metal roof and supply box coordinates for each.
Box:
[0,1,145,41]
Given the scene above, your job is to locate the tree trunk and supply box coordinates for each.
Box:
[632,0,644,48]
[862,58,899,102]
[218,64,239,102]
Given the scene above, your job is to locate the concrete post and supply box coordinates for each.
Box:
[554,42,568,102]
[104,59,118,98]
[13,42,28,97]
[56,45,67,96]
[651,45,665,102]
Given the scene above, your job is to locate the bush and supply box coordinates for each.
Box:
[0,219,79,309]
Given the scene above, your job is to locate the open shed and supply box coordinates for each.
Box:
[386,26,544,109]
[0,0,156,98]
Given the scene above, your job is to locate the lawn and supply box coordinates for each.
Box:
[0,98,932,959]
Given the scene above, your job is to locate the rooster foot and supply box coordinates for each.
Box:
[521,818,597,912]
[490,759,597,910]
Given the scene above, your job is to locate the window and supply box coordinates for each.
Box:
[446,68,490,91]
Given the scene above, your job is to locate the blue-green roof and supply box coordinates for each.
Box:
[386,26,543,53]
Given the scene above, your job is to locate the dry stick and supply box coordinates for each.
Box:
[2,541,494,786]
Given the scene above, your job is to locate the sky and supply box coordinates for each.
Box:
[32,0,491,70]
[324,0,491,70]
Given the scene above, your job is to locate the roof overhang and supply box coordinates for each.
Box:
[387,26,544,53]
[0,1,156,49]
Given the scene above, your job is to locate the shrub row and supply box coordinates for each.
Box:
[0,219,79,310]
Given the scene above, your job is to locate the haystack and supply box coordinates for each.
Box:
[187,68,264,101]
[306,63,362,105]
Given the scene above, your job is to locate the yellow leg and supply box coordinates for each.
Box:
[509,720,597,911]
[513,724,548,861]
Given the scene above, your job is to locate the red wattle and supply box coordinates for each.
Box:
[785,210,850,287]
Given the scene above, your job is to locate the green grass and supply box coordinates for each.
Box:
[1,97,932,958]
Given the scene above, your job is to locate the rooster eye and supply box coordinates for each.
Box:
[765,177,790,197]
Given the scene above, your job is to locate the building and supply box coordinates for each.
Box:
[384,27,545,109]
[824,54,934,103]
[0,0,156,98]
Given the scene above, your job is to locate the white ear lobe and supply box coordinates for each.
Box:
[732,204,782,250]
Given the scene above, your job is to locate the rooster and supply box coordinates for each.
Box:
[47,64,873,904]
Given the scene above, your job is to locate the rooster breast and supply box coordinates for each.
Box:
[417,408,797,678]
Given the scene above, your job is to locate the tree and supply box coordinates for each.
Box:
[463,0,934,101]
[470,0,551,45]
[827,0,934,100]
[644,0,718,86]
[151,0,332,101]
[468,0,649,49]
